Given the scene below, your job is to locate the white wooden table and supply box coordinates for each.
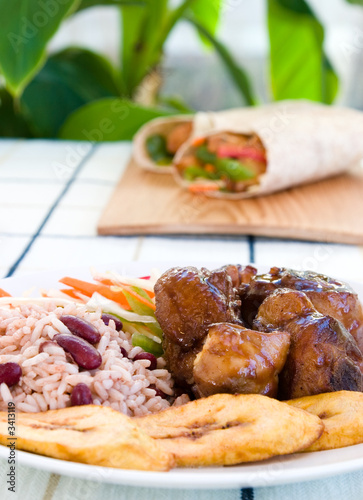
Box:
[1,139,363,499]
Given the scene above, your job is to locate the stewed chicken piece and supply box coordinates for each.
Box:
[193,323,290,398]
[240,267,363,352]
[162,340,204,387]
[155,266,242,386]
[254,289,363,399]
[155,266,241,349]
[216,264,257,289]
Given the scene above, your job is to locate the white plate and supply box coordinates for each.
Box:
[1,262,363,490]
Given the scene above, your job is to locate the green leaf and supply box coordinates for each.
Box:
[275,0,312,13]
[76,0,142,11]
[0,0,80,96]
[0,88,33,137]
[120,4,148,95]
[120,1,169,96]
[345,0,363,5]
[157,94,194,113]
[186,17,257,106]
[20,47,120,137]
[120,1,210,98]
[59,97,172,140]
[267,0,339,103]
[322,56,339,105]
[189,0,222,47]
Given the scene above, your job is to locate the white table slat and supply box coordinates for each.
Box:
[254,470,363,500]
[254,239,363,283]
[137,236,250,265]
[78,142,130,183]
[15,236,141,276]
[52,475,240,500]
[0,460,52,500]
[0,236,31,278]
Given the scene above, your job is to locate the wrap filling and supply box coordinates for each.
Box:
[175,132,267,193]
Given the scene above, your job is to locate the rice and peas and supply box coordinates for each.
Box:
[0,273,186,416]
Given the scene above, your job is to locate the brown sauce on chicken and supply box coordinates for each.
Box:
[240,267,363,352]
[193,323,290,398]
[155,266,242,388]
[254,289,363,399]
[154,265,363,401]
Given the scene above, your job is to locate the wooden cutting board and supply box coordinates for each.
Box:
[98,160,363,244]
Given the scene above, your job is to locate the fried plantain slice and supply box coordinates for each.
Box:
[135,393,324,467]
[0,405,173,471]
[287,390,363,452]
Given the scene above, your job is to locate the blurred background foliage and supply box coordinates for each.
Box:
[0,0,360,140]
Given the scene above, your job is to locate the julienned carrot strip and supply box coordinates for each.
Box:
[144,289,155,299]
[120,285,156,311]
[60,277,100,297]
[0,288,11,297]
[205,163,216,173]
[138,277,155,297]
[192,137,206,147]
[60,277,155,311]
[94,277,114,287]
[59,277,131,310]
[87,286,132,309]
[116,282,155,300]
[60,288,84,300]
[188,184,219,193]
[96,276,155,299]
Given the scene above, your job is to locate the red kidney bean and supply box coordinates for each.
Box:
[133,352,157,370]
[101,313,123,332]
[0,363,22,387]
[71,383,93,406]
[54,334,102,370]
[59,315,101,345]
[65,352,77,365]
[149,384,167,399]
[120,347,128,358]
[40,340,76,362]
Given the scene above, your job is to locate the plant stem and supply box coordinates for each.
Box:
[186,16,257,106]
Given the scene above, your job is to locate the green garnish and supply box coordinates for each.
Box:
[216,158,256,182]
[122,287,155,317]
[195,145,217,165]
[146,322,164,340]
[131,333,164,357]
[146,134,173,165]
[194,145,256,182]
[183,166,219,181]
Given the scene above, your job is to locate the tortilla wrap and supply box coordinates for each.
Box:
[132,108,257,172]
[173,101,363,198]
[133,115,193,173]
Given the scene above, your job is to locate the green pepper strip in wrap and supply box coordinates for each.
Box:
[195,146,256,182]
